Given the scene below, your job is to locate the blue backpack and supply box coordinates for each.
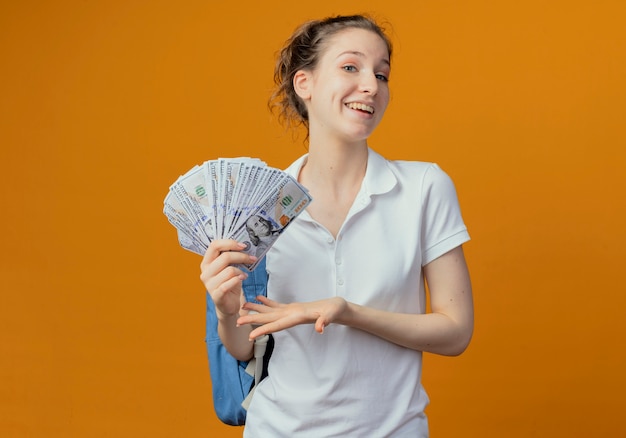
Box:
[205,257,273,426]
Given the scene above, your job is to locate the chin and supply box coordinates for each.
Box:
[349,129,376,142]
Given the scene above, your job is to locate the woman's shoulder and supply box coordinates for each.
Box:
[385,158,449,183]
[369,148,437,174]
[365,149,457,196]
[387,159,437,171]
[381,159,463,204]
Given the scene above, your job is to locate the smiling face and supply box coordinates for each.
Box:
[295,28,391,144]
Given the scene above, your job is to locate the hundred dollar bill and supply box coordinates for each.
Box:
[211,157,260,238]
[202,160,219,241]
[231,174,312,271]
[229,166,278,237]
[176,227,206,256]
[225,159,266,232]
[163,190,208,254]
[171,165,215,243]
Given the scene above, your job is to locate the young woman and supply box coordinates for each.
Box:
[201,14,473,437]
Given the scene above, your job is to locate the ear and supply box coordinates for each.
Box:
[293,70,312,100]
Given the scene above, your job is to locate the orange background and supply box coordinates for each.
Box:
[1,1,625,437]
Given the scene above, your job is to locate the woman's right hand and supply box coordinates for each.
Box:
[200,239,258,320]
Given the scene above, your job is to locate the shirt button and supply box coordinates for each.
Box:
[336,259,342,265]
[337,278,344,285]
[327,237,333,244]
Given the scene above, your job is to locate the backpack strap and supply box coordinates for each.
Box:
[242,257,269,303]
[240,257,271,410]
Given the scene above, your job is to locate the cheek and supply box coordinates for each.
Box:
[380,86,391,102]
[378,92,390,112]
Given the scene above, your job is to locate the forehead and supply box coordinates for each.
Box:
[321,28,390,63]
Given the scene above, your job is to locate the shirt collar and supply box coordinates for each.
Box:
[284,147,397,197]
[362,147,397,197]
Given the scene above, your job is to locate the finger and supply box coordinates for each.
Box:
[237,311,272,327]
[249,320,286,340]
[201,239,241,264]
[211,271,247,296]
[200,242,257,286]
[241,302,268,314]
[207,270,247,317]
[256,295,283,308]
[239,298,276,315]
[200,239,248,272]
[249,326,265,340]
[205,265,246,298]
[248,313,303,339]
[314,317,326,334]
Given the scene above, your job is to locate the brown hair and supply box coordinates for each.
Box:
[269,14,393,132]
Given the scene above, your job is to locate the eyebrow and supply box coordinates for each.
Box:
[337,50,390,67]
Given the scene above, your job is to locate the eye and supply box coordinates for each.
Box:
[376,73,389,82]
[342,65,357,72]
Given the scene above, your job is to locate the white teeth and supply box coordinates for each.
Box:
[346,102,374,114]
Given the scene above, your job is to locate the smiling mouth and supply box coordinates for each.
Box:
[346,102,374,114]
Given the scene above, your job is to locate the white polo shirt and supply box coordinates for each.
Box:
[244,148,470,437]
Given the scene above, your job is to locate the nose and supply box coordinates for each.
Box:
[360,72,378,95]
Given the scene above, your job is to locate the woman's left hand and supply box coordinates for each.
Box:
[237,296,348,340]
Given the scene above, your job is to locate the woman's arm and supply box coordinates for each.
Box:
[201,239,259,361]
[343,246,473,356]
[238,245,473,356]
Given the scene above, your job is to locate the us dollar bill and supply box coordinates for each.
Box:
[163,157,312,270]
[230,174,312,271]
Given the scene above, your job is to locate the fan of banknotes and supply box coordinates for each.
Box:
[163,157,312,271]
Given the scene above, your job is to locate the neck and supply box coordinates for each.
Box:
[301,139,369,190]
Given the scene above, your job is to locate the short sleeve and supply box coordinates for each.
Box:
[421,163,470,265]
